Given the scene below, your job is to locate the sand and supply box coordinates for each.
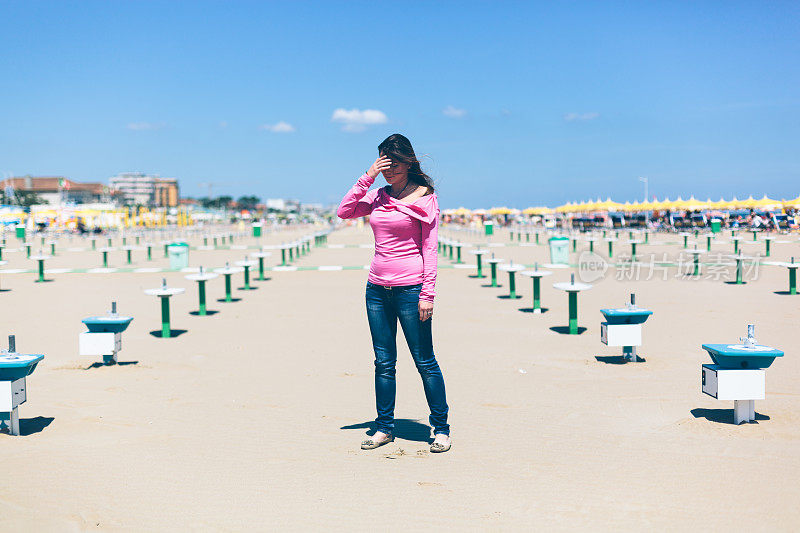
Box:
[0,223,798,531]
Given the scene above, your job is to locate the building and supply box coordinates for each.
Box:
[0,176,106,205]
[155,178,179,207]
[109,172,180,207]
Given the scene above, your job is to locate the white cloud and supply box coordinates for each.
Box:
[331,108,388,132]
[564,112,599,122]
[126,121,166,131]
[260,121,296,133]
[443,105,467,118]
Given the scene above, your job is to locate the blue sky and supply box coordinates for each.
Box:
[1,1,798,208]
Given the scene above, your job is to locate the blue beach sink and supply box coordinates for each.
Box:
[82,316,134,333]
[702,343,784,369]
[0,353,45,381]
[600,308,653,325]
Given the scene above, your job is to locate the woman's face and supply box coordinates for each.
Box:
[379,153,410,183]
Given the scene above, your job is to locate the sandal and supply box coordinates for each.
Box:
[361,433,394,450]
[430,436,451,453]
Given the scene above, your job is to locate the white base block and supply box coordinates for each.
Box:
[0,378,26,411]
[701,365,765,400]
[600,323,642,347]
[0,378,25,436]
[79,332,122,357]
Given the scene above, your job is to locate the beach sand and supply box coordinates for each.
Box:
[1,224,798,530]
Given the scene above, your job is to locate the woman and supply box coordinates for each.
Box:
[337,133,451,453]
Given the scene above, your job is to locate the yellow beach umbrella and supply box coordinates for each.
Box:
[754,195,781,210]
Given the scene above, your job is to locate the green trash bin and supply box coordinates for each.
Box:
[484,220,494,236]
[710,218,721,234]
[252,222,263,238]
[15,224,25,240]
[548,236,570,265]
[167,242,190,270]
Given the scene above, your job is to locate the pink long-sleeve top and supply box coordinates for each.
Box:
[337,173,439,302]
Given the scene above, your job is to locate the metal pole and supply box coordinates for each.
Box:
[568,291,578,335]
[160,296,171,338]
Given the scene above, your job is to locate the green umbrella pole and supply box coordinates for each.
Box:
[448,245,453,260]
[36,259,45,282]
[476,255,484,278]
[163,244,169,257]
[572,240,577,252]
[568,291,578,335]
[765,240,771,257]
[644,232,649,244]
[203,237,208,246]
[508,271,520,299]
[258,257,266,280]
[752,231,757,241]
[535,233,540,244]
[510,231,514,242]
[707,236,712,252]
[0,248,3,261]
[693,254,700,276]
[608,241,613,258]
[102,251,108,268]
[589,240,594,253]
[213,237,218,247]
[122,237,127,246]
[288,247,294,262]
[526,233,530,242]
[455,247,462,264]
[281,249,286,266]
[533,277,541,311]
[224,274,233,302]
[789,269,797,295]
[108,238,113,247]
[221,235,226,245]
[160,296,171,338]
[198,280,207,316]
[734,240,739,254]
[631,243,637,259]
[490,263,498,287]
[26,246,31,259]
[243,266,251,290]
[735,259,743,284]
[683,235,688,248]
[91,240,96,250]
[126,249,132,264]
[147,246,152,260]
[50,243,56,255]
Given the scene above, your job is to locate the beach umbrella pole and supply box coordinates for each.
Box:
[258,257,266,280]
[490,263,498,287]
[102,251,108,268]
[36,259,45,283]
[243,266,251,290]
[476,255,483,278]
[508,271,519,299]
[789,268,796,295]
[159,296,173,338]
[197,280,207,315]
[224,274,233,302]
[533,277,541,312]
[568,292,578,335]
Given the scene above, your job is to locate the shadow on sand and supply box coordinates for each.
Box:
[149,329,188,338]
[341,419,433,444]
[549,326,588,335]
[691,408,769,425]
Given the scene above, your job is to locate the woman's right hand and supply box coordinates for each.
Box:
[366,155,392,179]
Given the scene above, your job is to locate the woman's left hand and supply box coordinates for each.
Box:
[419,300,434,321]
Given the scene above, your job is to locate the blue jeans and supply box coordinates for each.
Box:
[365,281,450,436]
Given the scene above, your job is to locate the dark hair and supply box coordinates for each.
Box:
[378,133,434,192]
